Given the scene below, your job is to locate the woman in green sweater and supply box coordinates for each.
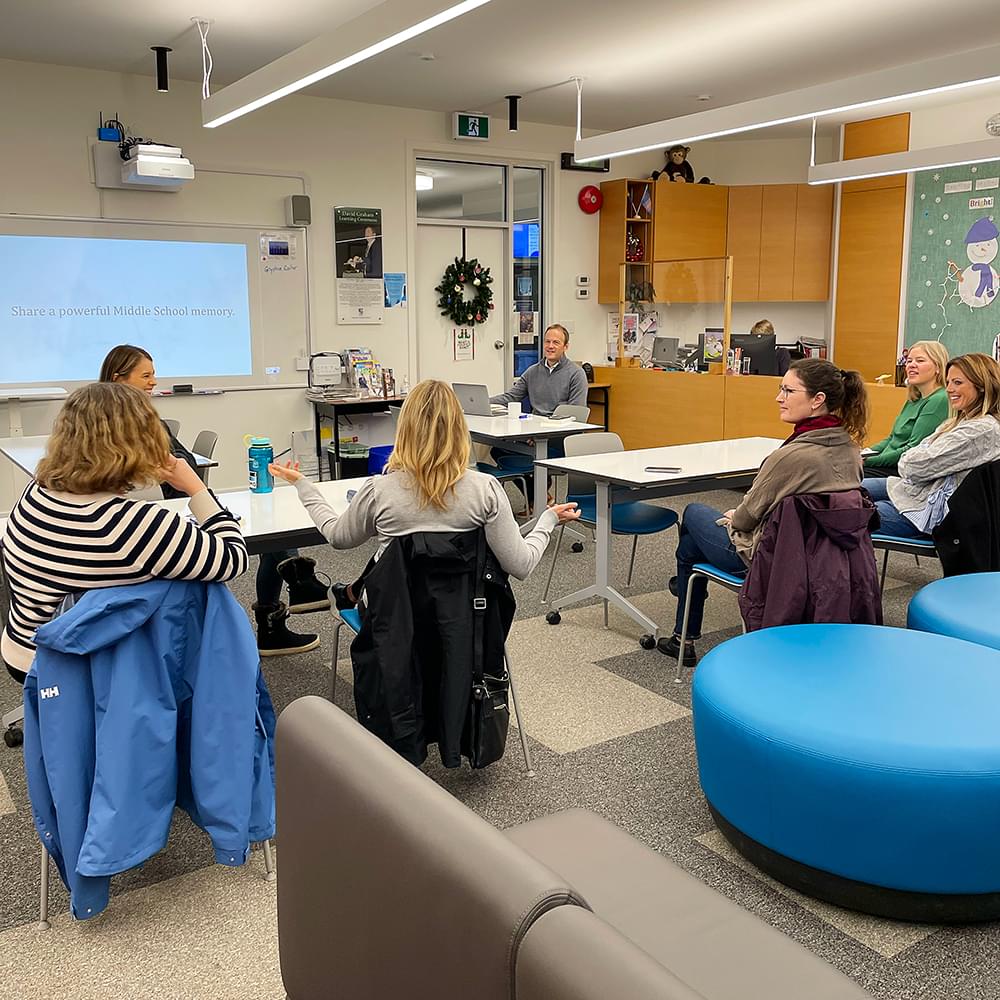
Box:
[863,340,949,478]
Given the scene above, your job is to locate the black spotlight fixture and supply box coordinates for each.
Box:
[151,46,172,92]
[505,95,521,132]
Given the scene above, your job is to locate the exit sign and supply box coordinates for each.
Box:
[453,112,490,141]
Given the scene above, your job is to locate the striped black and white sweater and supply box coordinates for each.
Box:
[1,482,248,674]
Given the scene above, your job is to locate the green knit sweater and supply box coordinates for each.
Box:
[866,388,949,469]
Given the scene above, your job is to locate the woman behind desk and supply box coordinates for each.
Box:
[1,384,248,681]
[269,379,581,592]
[863,340,949,478]
[663,359,869,666]
[99,345,325,657]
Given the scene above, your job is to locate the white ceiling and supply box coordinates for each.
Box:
[4,0,1000,135]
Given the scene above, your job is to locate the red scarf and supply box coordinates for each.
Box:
[784,413,842,445]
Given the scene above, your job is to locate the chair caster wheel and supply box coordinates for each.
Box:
[571,542,584,553]
[3,727,23,748]
[546,611,561,625]
[639,634,656,650]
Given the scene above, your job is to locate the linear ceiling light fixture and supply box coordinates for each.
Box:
[808,137,1000,185]
[202,0,492,128]
[573,42,1000,163]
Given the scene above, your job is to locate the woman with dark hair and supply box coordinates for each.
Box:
[864,353,1000,538]
[99,345,326,656]
[663,358,869,665]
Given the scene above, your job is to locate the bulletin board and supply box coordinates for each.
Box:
[904,160,1000,356]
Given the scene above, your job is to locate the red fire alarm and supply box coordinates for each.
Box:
[578,185,602,214]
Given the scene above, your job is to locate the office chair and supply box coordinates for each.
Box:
[192,430,219,484]
[675,564,746,683]
[163,418,181,437]
[329,603,536,776]
[871,534,937,590]
[542,432,679,623]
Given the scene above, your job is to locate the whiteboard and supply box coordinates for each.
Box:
[0,215,310,390]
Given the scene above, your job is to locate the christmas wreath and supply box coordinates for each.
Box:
[434,256,495,326]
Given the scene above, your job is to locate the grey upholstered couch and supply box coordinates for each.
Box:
[276,697,872,1000]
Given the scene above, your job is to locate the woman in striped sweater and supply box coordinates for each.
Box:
[1,383,249,681]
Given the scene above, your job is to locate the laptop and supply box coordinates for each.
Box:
[651,336,679,366]
[453,383,507,416]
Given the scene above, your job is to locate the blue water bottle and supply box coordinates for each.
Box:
[244,435,274,494]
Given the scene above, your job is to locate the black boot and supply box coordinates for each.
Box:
[276,555,331,614]
[254,602,320,657]
[657,634,698,667]
[330,582,357,611]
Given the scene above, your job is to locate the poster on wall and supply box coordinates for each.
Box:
[384,272,407,308]
[335,206,384,324]
[904,161,1000,357]
[454,327,475,361]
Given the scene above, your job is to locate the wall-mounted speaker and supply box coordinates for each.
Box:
[286,194,312,227]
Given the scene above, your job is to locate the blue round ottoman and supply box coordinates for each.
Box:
[908,572,1000,650]
[693,624,1000,922]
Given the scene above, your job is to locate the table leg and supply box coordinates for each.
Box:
[314,407,324,482]
[548,481,661,638]
[333,410,341,481]
[533,439,548,516]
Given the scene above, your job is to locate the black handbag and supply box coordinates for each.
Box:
[462,534,510,769]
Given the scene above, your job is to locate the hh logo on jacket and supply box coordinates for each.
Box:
[39,686,60,699]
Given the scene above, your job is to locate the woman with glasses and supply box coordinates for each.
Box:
[662,358,869,666]
[863,353,1000,539]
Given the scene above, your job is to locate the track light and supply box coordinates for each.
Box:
[505,95,520,132]
[151,46,172,93]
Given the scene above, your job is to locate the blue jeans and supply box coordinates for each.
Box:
[862,478,929,539]
[256,548,299,606]
[673,503,747,638]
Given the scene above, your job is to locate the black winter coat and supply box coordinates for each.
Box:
[350,529,515,768]
[933,460,1000,576]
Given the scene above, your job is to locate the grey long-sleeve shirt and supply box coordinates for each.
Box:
[293,469,558,580]
[490,357,588,416]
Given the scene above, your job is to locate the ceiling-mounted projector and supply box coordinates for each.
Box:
[121,143,194,189]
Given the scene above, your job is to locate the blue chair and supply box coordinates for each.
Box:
[870,533,937,590]
[693,623,1000,922]
[474,463,531,515]
[328,603,536,775]
[675,562,746,683]
[907,572,1000,650]
[542,433,678,620]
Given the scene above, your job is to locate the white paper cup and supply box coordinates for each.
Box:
[507,402,520,419]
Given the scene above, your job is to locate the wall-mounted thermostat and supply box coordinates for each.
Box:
[576,274,591,286]
[575,287,591,299]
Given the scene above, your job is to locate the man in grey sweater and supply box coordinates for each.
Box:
[491,324,588,416]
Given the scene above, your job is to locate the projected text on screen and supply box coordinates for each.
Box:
[0,234,253,384]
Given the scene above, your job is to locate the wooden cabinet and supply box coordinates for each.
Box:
[653,180,728,261]
[725,183,833,302]
[726,185,762,301]
[597,178,654,305]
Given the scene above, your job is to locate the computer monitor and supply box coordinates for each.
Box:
[730,332,778,376]
[651,336,678,366]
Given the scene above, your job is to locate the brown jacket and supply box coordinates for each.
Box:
[728,427,863,562]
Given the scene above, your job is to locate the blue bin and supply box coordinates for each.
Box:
[368,445,394,475]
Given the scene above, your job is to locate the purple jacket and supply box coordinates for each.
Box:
[738,491,882,632]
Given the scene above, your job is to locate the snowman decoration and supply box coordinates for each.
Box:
[958,217,1000,308]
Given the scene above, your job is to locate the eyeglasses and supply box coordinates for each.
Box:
[777,385,805,399]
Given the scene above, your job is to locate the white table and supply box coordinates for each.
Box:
[0,435,218,476]
[0,388,67,437]
[465,413,603,516]
[535,437,785,640]
[160,479,367,555]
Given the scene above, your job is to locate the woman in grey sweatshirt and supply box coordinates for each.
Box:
[270,379,581,584]
[865,353,1000,538]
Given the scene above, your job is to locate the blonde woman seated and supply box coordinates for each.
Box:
[864,353,1000,538]
[270,379,580,597]
[862,340,949,479]
[1,383,248,681]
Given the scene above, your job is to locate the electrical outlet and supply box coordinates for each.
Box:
[575,287,591,299]
[576,274,591,286]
